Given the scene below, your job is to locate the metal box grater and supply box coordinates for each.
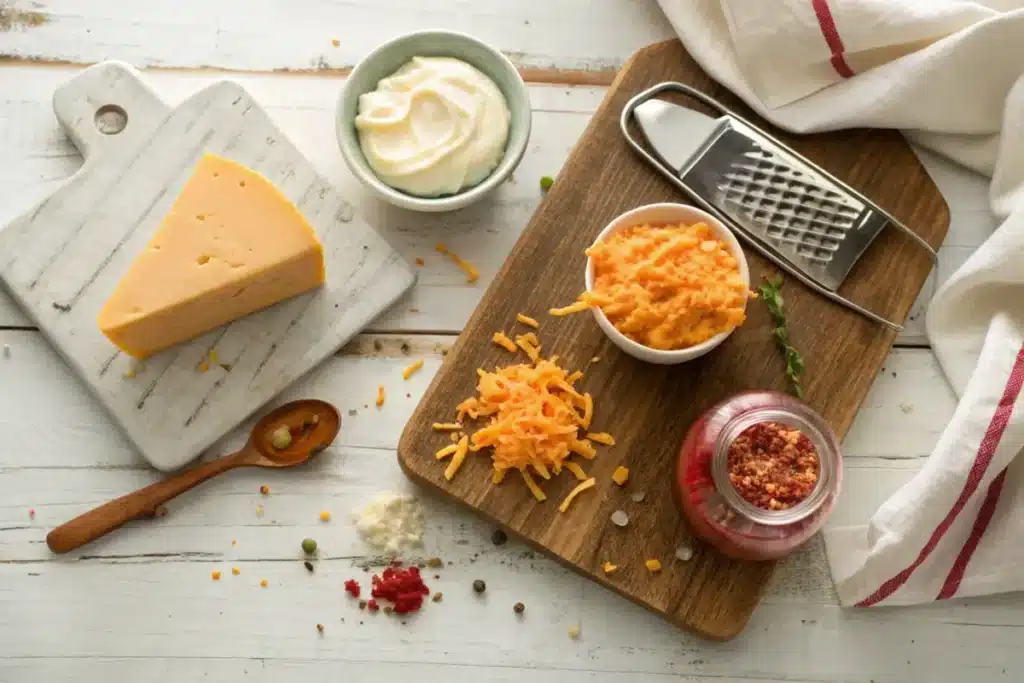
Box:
[620,82,937,330]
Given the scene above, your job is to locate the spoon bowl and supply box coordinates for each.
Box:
[249,399,341,466]
[46,399,342,554]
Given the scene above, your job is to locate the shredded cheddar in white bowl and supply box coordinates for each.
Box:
[552,203,752,365]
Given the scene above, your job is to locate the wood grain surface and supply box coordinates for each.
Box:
[398,40,950,641]
[0,61,415,472]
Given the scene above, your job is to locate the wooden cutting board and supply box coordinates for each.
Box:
[0,61,415,472]
[399,40,949,640]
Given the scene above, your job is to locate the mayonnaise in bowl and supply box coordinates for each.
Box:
[354,56,511,198]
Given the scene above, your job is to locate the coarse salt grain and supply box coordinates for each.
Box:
[353,493,425,555]
[675,545,694,562]
[610,510,629,527]
[630,490,646,503]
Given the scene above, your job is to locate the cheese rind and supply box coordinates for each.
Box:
[97,153,326,358]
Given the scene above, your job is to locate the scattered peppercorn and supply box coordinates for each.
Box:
[301,538,318,554]
[304,561,315,573]
[513,602,525,614]
[260,485,270,495]
[540,175,554,191]
[491,529,508,546]
[383,605,395,614]
[400,342,411,354]
[316,623,324,634]
[155,505,168,518]
[426,557,443,568]
[358,599,367,610]
[472,579,486,594]
[432,592,443,603]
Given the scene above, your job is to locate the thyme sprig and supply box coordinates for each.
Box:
[757,276,805,398]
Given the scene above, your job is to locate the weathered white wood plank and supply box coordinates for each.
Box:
[1,330,1018,681]
[0,0,675,75]
[0,67,993,346]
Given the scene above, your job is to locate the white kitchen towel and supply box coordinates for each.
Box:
[655,0,1024,606]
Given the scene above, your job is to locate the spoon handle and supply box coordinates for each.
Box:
[46,450,247,554]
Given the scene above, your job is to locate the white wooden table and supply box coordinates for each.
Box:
[1,3,1021,682]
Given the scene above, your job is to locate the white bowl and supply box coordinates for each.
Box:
[336,30,532,213]
[584,203,751,365]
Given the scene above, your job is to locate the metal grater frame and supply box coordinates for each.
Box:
[620,82,938,331]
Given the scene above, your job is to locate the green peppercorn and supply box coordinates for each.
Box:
[301,538,317,554]
[270,425,292,450]
[540,176,554,192]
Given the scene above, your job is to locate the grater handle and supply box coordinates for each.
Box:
[620,82,940,331]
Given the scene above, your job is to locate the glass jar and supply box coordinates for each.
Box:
[675,390,843,561]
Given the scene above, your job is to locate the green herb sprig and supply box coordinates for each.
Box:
[757,276,805,397]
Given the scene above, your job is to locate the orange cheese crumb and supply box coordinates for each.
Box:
[554,222,752,349]
[198,362,210,373]
[402,359,424,379]
[516,313,540,328]
[260,579,269,588]
[587,432,616,446]
[435,242,479,283]
[602,561,618,574]
[232,567,240,576]
[611,466,629,486]
[492,331,517,352]
[414,257,425,266]
[558,477,596,512]
[211,570,221,580]
[375,385,385,407]
[319,510,331,522]
[645,559,662,572]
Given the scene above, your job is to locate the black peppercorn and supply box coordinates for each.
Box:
[472,579,486,593]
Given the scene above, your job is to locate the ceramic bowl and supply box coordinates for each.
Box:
[336,30,532,213]
[585,203,751,365]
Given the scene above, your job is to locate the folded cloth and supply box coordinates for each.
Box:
[656,0,1024,606]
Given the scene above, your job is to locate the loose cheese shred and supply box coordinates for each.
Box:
[435,242,479,283]
[580,393,594,430]
[602,561,618,574]
[564,461,589,481]
[432,422,463,431]
[444,435,470,481]
[521,332,539,346]
[611,466,629,486]
[492,468,507,484]
[516,313,540,328]
[645,559,662,572]
[492,331,517,352]
[549,301,589,316]
[521,469,547,501]
[558,477,596,512]
[435,444,459,460]
[375,385,385,407]
[514,334,541,363]
[587,432,616,446]
[566,370,583,383]
[402,359,424,379]
[553,222,752,349]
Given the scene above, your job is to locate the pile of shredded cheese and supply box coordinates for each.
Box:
[551,222,752,350]
[435,324,611,511]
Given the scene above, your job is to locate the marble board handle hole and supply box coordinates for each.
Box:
[94,104,128,135]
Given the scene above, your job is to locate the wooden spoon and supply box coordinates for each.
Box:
[46,399,341,554]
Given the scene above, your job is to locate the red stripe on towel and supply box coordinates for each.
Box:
[936,467,1009,600]
[856,345,1024,607]
[811,0,855,78]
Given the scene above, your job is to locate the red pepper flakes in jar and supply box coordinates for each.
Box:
[726,421,819,510]
[675,390,842,561]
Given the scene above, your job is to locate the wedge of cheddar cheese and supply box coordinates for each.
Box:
[97,153,326,359]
